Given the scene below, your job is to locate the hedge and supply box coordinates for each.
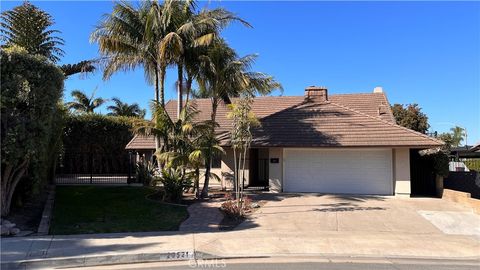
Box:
[1,48,65,215]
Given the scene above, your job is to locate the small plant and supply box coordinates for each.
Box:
[157,168,192,203]
[135,161,156,186]
[220,193,252,219]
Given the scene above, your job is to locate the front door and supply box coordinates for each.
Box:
[248,149,269,187]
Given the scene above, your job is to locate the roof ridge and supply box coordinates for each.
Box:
[329,101,444,145]
[378,92,396,123]
[330,92,383,96]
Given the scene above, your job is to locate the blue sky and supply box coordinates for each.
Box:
[2,1,479,144]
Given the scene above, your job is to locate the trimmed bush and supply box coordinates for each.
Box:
[59,114,134,174]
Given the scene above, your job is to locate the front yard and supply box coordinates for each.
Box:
[50,186,188,235]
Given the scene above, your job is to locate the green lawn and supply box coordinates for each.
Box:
[50,186,188,235]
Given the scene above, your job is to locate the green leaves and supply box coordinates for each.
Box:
[1,2,64,63]
[392,103,430,134]
[66,88,106,114]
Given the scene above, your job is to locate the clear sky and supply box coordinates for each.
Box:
[2,1,479,145]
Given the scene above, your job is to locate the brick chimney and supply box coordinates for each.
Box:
[305,86,328,102]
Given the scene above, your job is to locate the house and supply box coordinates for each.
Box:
[126,86,443,195]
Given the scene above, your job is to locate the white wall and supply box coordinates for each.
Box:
[268,148,283,192]
[393,148,411,195]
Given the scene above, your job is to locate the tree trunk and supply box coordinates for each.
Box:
[1,160,29,217]
[177,63,183,118]
[201,99,218,198]
[154,66,161,154]
[160,65,166,108]
[154,66,159,103]
[185,73,193,105]
[233,147,238,199]
[195,167,200,199]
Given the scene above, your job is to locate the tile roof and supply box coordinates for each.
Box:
[125,135,156,150]
[126,92,443,149]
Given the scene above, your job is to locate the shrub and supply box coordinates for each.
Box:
[135,161,156,186]
[464,159,480,172]
[220,193,252,220]
[1,50,64,216]
[157,168,192,203]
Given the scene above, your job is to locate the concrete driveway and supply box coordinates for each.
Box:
[238,194,479,237]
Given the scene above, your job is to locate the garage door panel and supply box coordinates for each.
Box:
[284,149,392,195]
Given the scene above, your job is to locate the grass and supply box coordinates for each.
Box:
[50,186,189,235]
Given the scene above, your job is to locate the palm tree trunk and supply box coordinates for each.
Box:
[233,147,238,199]
[154,66,160,102]
[177,63,183,118]
[185,73,193,105]
[160,65,166,108]
[154,66,161,153]
[201,99,218,198]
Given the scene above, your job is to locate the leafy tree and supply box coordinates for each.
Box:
[228,95,259,204]
[133,102,223,199]
[438,133,454,149]
[1,1,95,76]
[66,89,106,114]
[196,39,282,198]
[0,1,64,62]
[392,103,430,134]
[438,126,465,148]
[91,0,246,157]
[1,49,64,216]
[450,126,465,147]
[107,98,146,118]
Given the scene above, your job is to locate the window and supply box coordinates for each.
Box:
[211,156,221,168]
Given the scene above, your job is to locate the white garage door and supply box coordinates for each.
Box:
[284,149,393,195]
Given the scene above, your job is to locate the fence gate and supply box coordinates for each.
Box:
[55,151,136,185]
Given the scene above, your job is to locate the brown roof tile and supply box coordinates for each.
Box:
[126,92,443,149]
[125,135,156,150]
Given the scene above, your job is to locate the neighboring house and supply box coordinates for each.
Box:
[449,144,480,172]
[126,86,443,195]
[450,144,480,159]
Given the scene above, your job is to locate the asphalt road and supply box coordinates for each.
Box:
[64,257,480,270]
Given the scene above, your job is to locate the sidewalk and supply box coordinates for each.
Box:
[2,229,479,269]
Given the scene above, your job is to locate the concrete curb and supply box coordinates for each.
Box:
[2,250,195,270]
[36,186,55,235]
[3,251,479,270]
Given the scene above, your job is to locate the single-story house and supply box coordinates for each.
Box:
[126,86,443,195]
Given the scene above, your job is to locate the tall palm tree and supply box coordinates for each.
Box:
[91,1,164,103]
[1,2,95,76]
[66,89,106,114]
[107,98,146,118]
[159,0,251,116]
[196,40,282,198]
[450,126,465,147]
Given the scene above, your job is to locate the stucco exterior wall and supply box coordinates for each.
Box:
[393,148,411,195]
[268,148,283,192]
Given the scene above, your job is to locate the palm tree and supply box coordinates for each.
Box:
[107,98,146,118]
[92,0,171,153]
[66,89,106,114]
[196,39,282,198]
[451,126,465,147]
[91,1,164,103]
[1,2,95,76]
[158,0,251,116]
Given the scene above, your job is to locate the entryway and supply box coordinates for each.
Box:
[247,149,269,189]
